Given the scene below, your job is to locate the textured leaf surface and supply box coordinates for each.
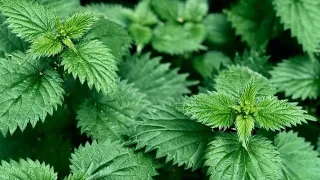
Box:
[77,81,149,141]
[38,0,81,19]
[61,40,118,96]
[0,23,27,54]
[182,92,236,129]
[215,66,275,98]
[83,19,131,62]
[234,49,270,75]
[29,33,63,58]
[270,56,320,100]
[131,100,212,170]
[0,159,57,180]
[63,13,97,40]
[119,53,195,102]
[0,0,55,42]
[255,96,315,130]
[0,53,64,135]
[273,0,320,52]
[274,131,320,180]
[152,24,205,55]
[70,140,158,180]
[205,133,282,180]
[224,0,279,47]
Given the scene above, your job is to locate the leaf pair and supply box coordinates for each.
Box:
[182,66,315,142]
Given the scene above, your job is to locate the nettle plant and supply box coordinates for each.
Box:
[1,0,320,179]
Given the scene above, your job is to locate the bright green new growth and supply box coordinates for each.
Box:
[130,99,213,170]
[0,158,57,180]
[205,133,282,180]
[182,66,315,143]
[61,40,118,96]
[70,140,158,180]
[273,0,320,52]
[0,52,64,135]
[270,56,320,100]
[274,131,320,180]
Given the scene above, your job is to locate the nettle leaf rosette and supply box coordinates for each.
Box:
[182,65,315,144]
[0,0,121,134]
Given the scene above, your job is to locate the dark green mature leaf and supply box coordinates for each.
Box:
[182,92,236,129]
[205,133,282,180]
[0,23,27,54]
[77,81,149,141]
[131,100,213,170]
[203,13,234,45]
[0,52,64,135]
[0,159,57,180]
[234,49,271,75]
[273,0,320,52]
[119,53,196,102]
[0,0,56,42]
[152,23,205,55]
[224,0,280,48]
[270,56,320,100]
[70,140,158,180]
[255,96,316,130]
[61,40,118,96]
[274,131,320,180]
[215,65,276,98]
[83,19,131,62]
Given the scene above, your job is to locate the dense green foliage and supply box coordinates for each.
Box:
[0,0,320,179]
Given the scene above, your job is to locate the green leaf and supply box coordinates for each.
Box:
[205,133,282,180]
[83,19,131,62]
[0,23,27,54]
[130,0,158,25]
[70,140,158,180]
[152,23,205,55]
[183,0,208,22]
[270,56,320,100]
[77,81,149,141]
[150,0,184,22]
[38,0,81,19]
[182,92,236,129]
[215,65,275,99]
[234,49,271,75]
[203,13,234,45]
[61,40,118,96]
[29,32,63,58]
[63,13,97,40]
[255,96,316,131]
[0,159,57,180]
[84,3,132,27]
[192,51,232,79]
[274,131,320,180]
[0,52,64,135]
[129,23,152,48]
[273,0,320,52]
[119,53,196,103]
[224,0,280,48]
[183,22,207,43]
[131,99,213,170]
[0,0,55,42]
